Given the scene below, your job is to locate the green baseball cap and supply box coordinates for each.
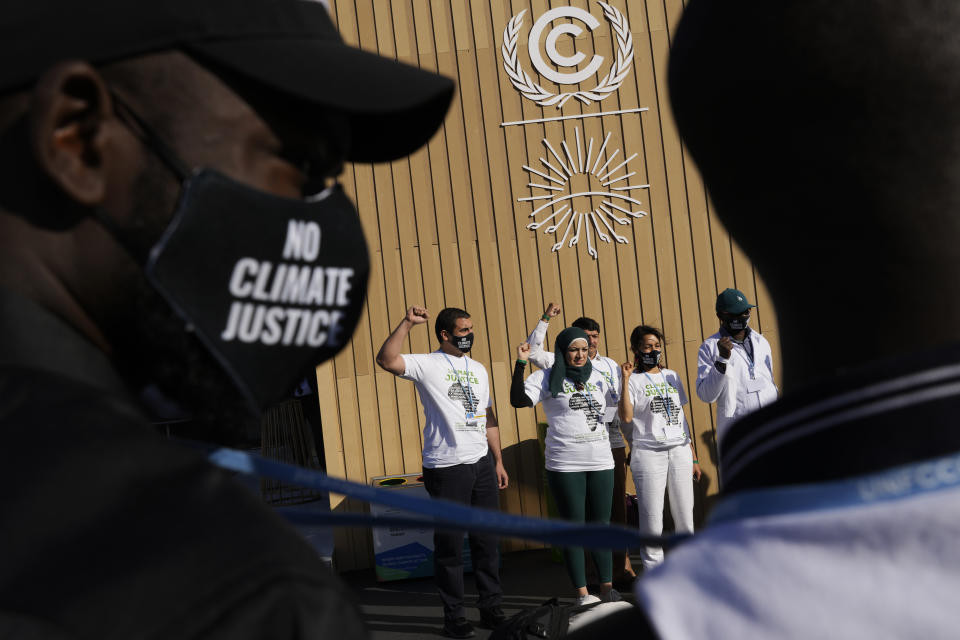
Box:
[716,288,756,314]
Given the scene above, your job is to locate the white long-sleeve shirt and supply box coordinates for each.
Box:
[696,328,778,448]
[526,319,626,448]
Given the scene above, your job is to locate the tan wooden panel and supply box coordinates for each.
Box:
[708,206,737,294]
[315,361,357,568]
[316,0,781,570]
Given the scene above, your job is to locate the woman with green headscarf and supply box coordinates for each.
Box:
[510,327,620,605]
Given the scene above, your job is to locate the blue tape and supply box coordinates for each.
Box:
[199,444,687,550]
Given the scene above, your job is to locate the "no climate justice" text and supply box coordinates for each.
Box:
[220,220,354,347]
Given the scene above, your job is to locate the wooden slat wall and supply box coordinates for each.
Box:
[319,0,782,571]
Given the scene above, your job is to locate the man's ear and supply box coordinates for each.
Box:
[28,61,121,207]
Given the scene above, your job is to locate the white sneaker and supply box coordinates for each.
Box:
[603,588,622,602]
[576,594,601,607]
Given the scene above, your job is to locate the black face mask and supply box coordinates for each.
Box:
[104,97,369,411]
[724,315,750,333]
[639,350,661,370]
[450,332,474,353]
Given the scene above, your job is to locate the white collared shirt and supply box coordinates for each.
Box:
[696,329,778,447]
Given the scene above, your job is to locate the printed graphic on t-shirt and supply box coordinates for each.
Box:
[447,383,480,412]
[650,396,680,425]
[445,369,480,385]
[568,393,603,431]
[562,380,600,394]
[644,381,678,397]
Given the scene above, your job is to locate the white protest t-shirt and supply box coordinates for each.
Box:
[524,368,615,472]
[626,368,691,451]
[525,320,627,449]
[401,351,490,468]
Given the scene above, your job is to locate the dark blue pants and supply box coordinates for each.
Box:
[422,451,502,620]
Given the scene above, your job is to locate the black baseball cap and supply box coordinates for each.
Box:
[1,0,454,162]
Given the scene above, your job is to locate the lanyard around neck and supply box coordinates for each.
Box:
[643,370,669,397]
[732,342,757,379]
[441,352,474,408]
[643,370,677,422]
[593,354,619,397]
[570,378,602,426]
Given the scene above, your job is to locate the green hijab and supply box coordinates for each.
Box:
[550,327,593,397]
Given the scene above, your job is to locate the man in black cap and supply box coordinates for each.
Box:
[695,287,778,447]
[571,0,960,637]
[0,0,452,637]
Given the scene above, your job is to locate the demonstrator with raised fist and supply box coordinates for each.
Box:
[376,306,508,638]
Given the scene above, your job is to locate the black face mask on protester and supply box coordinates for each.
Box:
[724,315,750,333]
[100,96,369,411]
[639,350,661,370]
[450,332,474,353]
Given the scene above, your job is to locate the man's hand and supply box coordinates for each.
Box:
[495,461,509,489]
[718,336,733,359]
[517,342,531,360]
[406,305,428,325]
[377,306,426,375]
[543,302,561,319]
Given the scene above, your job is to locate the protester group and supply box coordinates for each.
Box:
[376,287,778,638]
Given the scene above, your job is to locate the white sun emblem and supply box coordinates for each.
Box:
[518,127,648,259]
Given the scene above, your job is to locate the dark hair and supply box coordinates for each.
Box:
[572,316,600,333]
[629,325,665,367]
[435,307,470,342]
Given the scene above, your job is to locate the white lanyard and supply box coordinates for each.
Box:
[441,352,474,410]
[733,342,756,380]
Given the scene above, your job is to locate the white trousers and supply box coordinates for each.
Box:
[630,444,694,569]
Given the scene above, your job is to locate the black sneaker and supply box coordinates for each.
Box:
[479,606,507,629]
[442,617,475,638]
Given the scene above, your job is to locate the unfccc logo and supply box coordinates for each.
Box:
[502,2,633,108]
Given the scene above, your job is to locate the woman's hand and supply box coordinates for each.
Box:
[518,342,531,360]
[621,361,634,377]
[693,461,702,482]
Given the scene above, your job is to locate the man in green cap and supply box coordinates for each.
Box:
[695,288,778,445]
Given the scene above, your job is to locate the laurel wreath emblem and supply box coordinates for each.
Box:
[501,2,634,108]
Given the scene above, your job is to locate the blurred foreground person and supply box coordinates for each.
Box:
[572,1,960,637]
[611,1,960,638]
[0,0,452,637]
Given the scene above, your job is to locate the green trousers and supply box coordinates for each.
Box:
[546,468,615,588]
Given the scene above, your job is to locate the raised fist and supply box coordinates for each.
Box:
[406,305,429,324]
[621,361,634,376]
[544,302,561,318]
[517,342,531,359]
[718,336,733,359]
